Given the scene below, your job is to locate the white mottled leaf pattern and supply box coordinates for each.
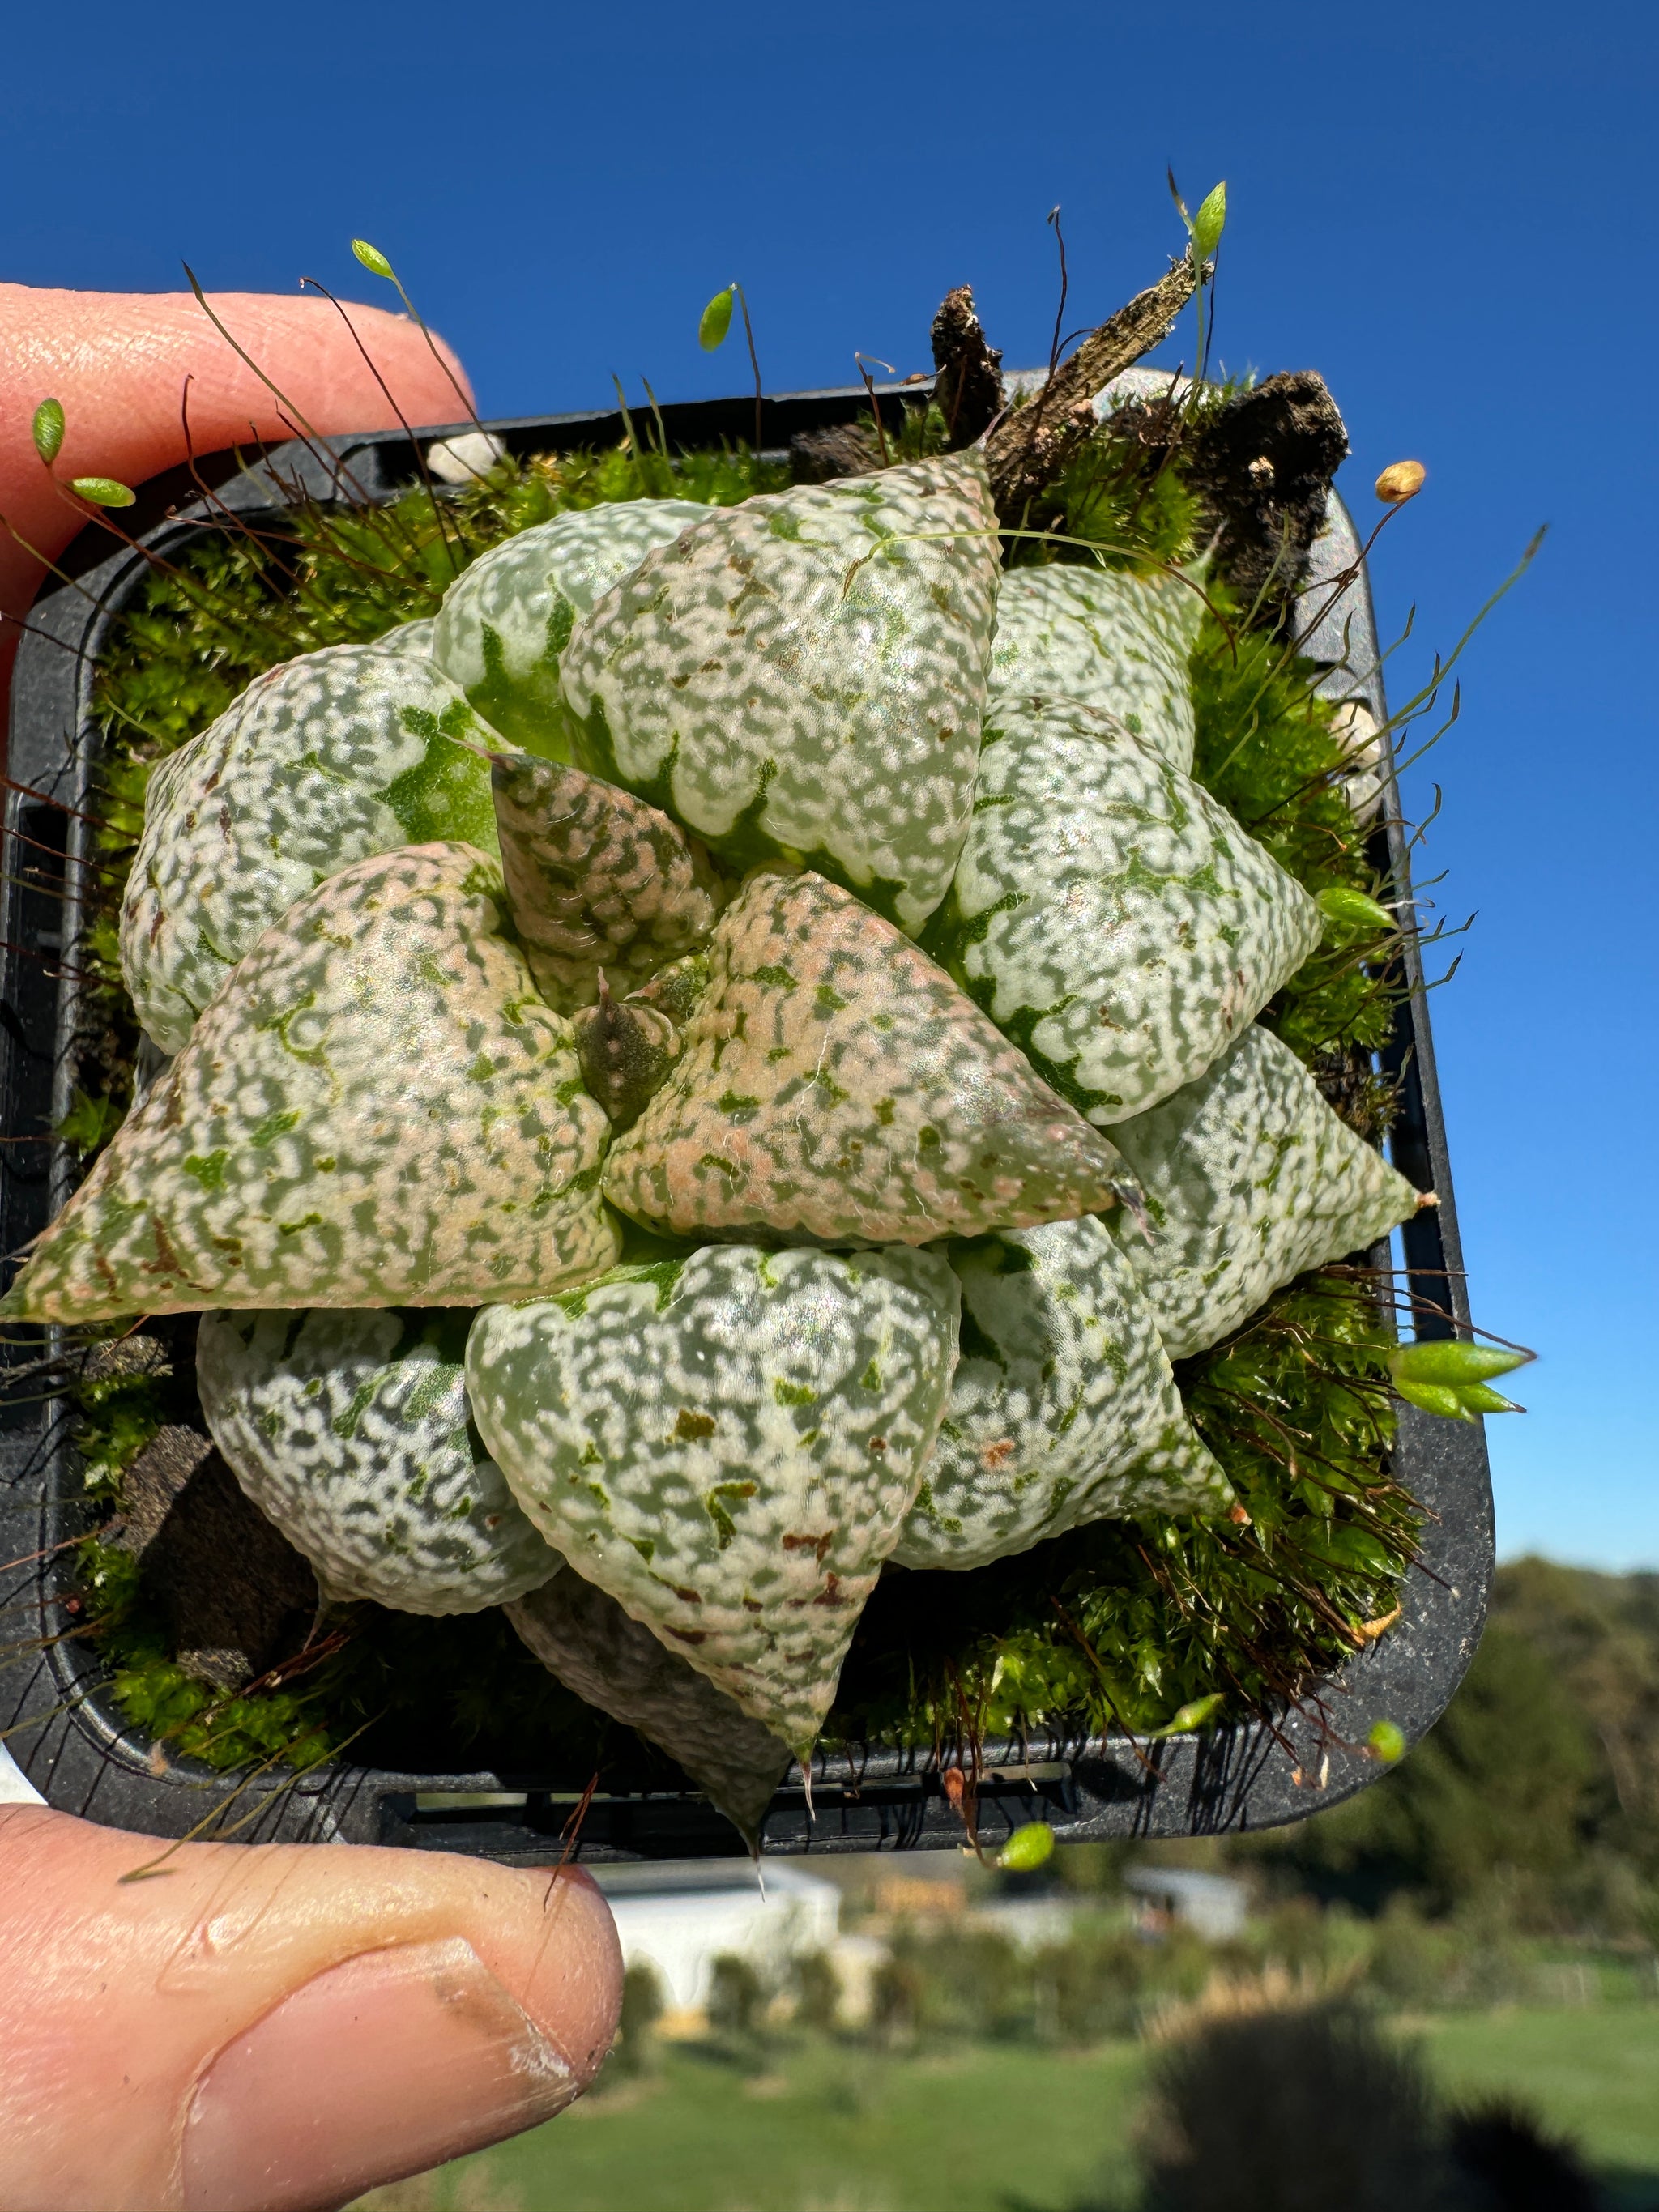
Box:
[433,500,708,753]
[7,844,616,1321]
[605,870,1132,1245]
[122,643,498,1053]
[490,750,722,1012]
[373,615,437,657]
[928,701,1321,1124]
[561,454,1000,931]
[894,1217,1230,1571]
[989,563,1204,771]
[510,1566,792,1843]
[198,1307,557,1614]
[467,1242,960,1754]
[1107,1021,1423,1357]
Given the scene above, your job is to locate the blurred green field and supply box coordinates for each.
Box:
[355,2006,1659,2212]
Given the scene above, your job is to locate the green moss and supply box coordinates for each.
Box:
[832,1270,1410,1743]
[1190,604,1399,1072]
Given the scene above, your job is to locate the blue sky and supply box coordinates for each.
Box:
[6,0,1654,1566]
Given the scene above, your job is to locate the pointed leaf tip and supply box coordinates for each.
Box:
[70,477,134,509]
[351,237,395,280]
[698,287,735,352]
[32,399,65,467]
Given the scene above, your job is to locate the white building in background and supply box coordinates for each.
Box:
[591,1859,842,2014]
[1122,1865,1249,1940]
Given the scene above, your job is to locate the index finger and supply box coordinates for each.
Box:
[0,283,475,727]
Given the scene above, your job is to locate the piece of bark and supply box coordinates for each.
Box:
[507,1566,794,1847]
[82,1332,171,1387]
[1183,370,1350,611]
[987,259,1197,518]
[1058,370,1350,614]
[790,423,882,484]
[110,1425,318,1693]
[931,285,1004,448]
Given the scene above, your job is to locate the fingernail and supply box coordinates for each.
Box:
[181,1936,578,2212]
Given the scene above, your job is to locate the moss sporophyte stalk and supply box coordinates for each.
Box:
[6,224,1529,1829]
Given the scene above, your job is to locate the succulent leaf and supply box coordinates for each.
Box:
[605,870,1133,1246]
[624,948,710,1029]
[509,1565,792,1843]
[561,453,1000,932]
[573,978,683,1130]
[373,614,437,657]
[987,564,1204,773]
[928,701,1322,1124]
[122,643,500,1053]
[1106,1022,1422,1358]
[431,501,708,754]
[893,1217,1230,1572]
[6,845,617,1322]
[198,1307,558,1614]
[488,749,721,1013]
[467,1242,962,1755]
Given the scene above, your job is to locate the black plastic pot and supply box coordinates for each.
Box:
[1,381,1492,1860]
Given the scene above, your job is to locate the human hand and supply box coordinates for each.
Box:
[0,284,623,2212]
[0,1805,621,2211]
[0,278,471,733]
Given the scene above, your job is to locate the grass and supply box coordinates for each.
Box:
[353,2037,1147,2212]
[1420,2008,1659,2204]
[349,2010,1659,2212]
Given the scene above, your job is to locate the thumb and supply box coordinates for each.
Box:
[0,1805,620,2212]
[0,282,475,713]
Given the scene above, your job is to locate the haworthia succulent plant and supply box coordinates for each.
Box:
[927,701,1322,1125]
[893,1217,1230,1571]
[1106,1021,1424,1358]
[489,750,723,1013]
[198,1307,558,1614]
[604,870,1134,1245]
[509,1566,792,1844]
[561,454,1000,932]
[432,500,708,753]
[121,643,499,1054]
[467,1242,962,1754]
[988,562,1205,773]
[5,844,617,1322]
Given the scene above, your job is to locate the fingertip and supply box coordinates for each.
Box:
[481,1865,624,2090]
